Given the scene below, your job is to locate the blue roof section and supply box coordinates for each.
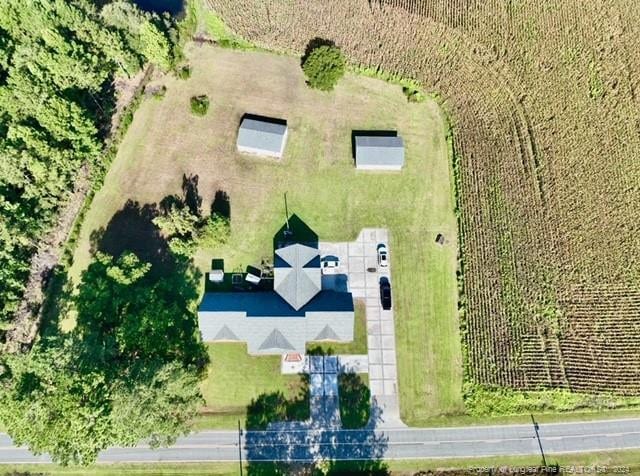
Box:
[304,255,321,268]
[274,255,291,268]
[199,290,354,317]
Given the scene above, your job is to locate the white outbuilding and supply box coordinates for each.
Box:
[237,115,288,158]
[354,134,405,170]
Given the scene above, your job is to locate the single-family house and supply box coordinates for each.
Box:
[198,221,354,355]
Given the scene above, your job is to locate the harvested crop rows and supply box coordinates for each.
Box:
[206,0,640,395]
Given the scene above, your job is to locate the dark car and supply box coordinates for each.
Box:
[379,277,392,310]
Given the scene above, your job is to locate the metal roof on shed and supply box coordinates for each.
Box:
[237,117,287,155]
[355,135,405,168]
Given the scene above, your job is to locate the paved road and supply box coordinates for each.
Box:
[1,418,639,463]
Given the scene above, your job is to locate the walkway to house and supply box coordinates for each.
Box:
[270,356,342,431]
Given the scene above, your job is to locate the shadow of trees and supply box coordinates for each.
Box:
[0,174,228,464]
[338,373,370,429]
[211,190,231,219]
[182,173,203,216]
[244,372,389,475]
[301,37,336,66]
[90,200,173,279]
[246,374,310,430]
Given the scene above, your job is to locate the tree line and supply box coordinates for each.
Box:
[0,0,208,465]
[0,0,175,328]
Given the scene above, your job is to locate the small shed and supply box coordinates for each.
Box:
[237,115,288,158]
[355,134,405,170]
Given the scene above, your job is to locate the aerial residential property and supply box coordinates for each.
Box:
[2,0,639,471]
[198,224,355,355]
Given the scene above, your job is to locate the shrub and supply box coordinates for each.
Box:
[151,85,167,100]
[177,65,191,80]
[190,95,209,116]
[402,85,426,103]
[197,213,230,249]
[301,45,346,91]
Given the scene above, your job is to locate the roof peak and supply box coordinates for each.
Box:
[274,243,321,310]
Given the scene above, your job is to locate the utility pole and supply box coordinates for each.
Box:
[531,414,547,467]
[238,420,243,476]
[284,192,292,237]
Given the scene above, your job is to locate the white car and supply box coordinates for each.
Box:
[321,255,340,274]
[377,244,389,268]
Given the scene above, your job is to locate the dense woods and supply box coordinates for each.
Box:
[0,0,203,465]
[0,252,206,465]
[0,0,174,330]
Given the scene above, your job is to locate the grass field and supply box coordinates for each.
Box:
[3,448,640,474]
[198,343,306,427]
[68,45,462,425]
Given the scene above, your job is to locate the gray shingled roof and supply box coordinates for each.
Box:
[274,243,321,310]
[314,324,340,341]
[237,117,287,156]
[355,135,405,168]
[214,325,239,341]
[259,329,295,351]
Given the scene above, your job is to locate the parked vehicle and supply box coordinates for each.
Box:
[321,255,340,274]
[377,243,389,268]
[379,277,392,310]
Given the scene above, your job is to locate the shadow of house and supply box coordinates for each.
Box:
[321,274,349,293]
[350,130,398,161]
[272,213,319,251]
[241,113,287,128]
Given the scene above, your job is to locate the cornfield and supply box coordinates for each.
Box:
[206,0,640,394]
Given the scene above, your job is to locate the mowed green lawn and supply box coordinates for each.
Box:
[69,45,463,425]
[198,343,306,428]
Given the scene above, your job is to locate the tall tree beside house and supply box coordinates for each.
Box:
[0,251,206,465]
[0,0,177,328]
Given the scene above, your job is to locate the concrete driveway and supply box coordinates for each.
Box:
[320,228,405,428]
